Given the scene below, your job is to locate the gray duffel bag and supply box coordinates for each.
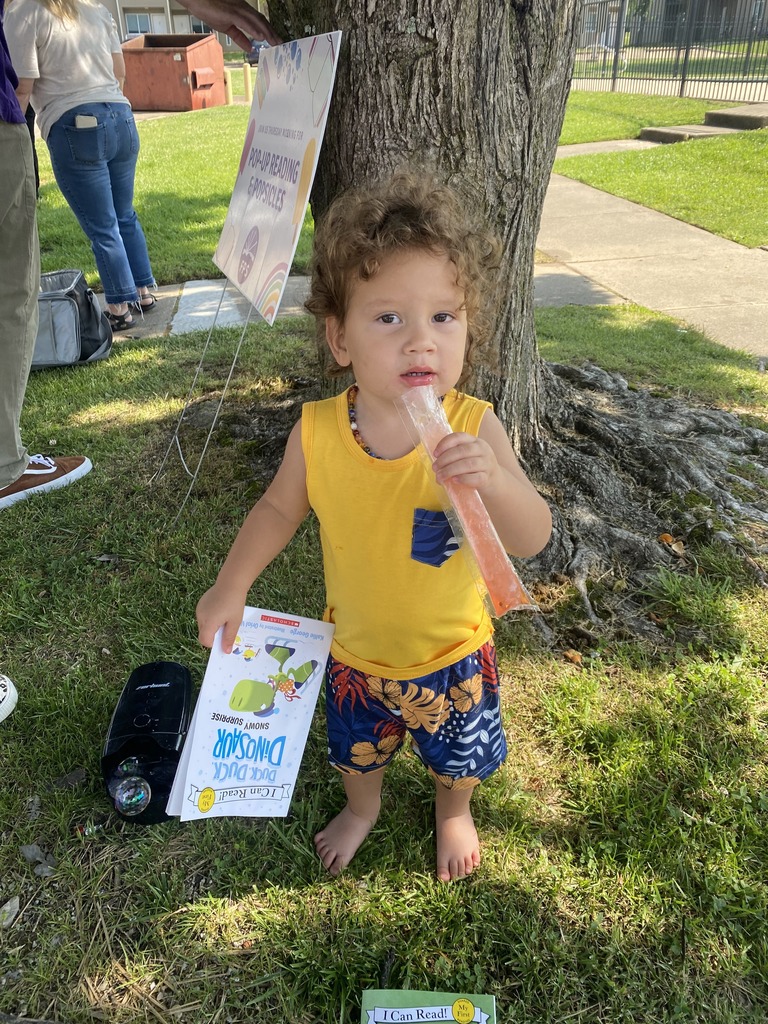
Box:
[33,269,113,370]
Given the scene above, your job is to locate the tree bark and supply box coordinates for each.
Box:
[266,0,579,449]
[227,3,768,645]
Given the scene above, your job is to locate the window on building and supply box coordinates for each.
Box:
[125,12,151,35]
[190,17,213,33]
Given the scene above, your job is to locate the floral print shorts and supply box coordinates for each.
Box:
[325,639,507,788]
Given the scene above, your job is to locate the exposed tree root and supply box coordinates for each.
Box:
[524,361,768,643]
[189,361,767,648]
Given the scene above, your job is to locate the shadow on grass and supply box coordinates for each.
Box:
[42,734,767,1022]
[1,321,767,1023]
[15,708,765,1023]
[536,304,768,415]
[36,187,315,286]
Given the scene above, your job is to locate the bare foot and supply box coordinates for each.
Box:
[314,804,377,876]
[436,810,481,882]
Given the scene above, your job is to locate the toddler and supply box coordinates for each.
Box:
[197,171,552,881]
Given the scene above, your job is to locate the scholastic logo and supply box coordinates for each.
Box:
[261,614,300,627]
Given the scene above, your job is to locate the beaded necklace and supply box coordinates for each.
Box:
[346,385,381,459]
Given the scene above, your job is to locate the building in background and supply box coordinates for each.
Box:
[579,0,768,49]
[100,0,269,48]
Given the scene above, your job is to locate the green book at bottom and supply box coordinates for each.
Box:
[361,990,496,1023]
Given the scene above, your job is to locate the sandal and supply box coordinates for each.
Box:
[105,309,135,332]
[132,294,157,313]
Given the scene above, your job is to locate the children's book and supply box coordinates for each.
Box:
[166,607,334,820]
[360,991,496,1024]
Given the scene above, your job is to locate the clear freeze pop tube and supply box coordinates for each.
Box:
[398,386,537,617]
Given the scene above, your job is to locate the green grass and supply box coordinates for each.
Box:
[33,91,752,296]
[535,304,768,416]
[35,105,314,290]
[560,91,739,145]
[1,305,767,1023]
[554,129,768,248]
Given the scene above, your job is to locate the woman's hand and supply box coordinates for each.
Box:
[175,0,282,51]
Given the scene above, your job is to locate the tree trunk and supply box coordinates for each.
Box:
[257,3,768,641]
[266,0,579,449]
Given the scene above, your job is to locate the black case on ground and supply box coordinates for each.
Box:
[101,661,193,824]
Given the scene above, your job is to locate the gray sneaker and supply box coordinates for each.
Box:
[0,675,18,723]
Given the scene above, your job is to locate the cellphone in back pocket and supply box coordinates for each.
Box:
[75,114,98,128]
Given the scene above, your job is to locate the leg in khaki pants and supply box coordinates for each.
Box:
[0,119,91,509]
[0,119,38,489]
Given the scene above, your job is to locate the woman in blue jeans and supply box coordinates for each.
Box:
[6,0,156,331]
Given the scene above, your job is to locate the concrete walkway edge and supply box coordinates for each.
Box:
[540,142,768,359]
[101,136,768,361]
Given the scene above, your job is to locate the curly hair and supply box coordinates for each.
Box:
[305,171,501,379]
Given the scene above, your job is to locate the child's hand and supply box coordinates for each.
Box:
[433,411,552,558]
[196,584,247,653]
[432,432,502,494]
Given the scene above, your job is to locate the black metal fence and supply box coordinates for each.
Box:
[573,0,768,101]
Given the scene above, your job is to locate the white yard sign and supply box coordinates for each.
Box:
[213,33,341,323]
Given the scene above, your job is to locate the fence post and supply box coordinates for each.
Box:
[678,0,702,97]
[243,61,253,104]
[742,6,756,77]
[611,0,630,91]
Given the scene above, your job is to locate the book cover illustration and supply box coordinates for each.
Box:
[167,608,334,820]
[360,991,496,1024]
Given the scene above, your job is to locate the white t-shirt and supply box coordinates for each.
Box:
[5,0,127,140]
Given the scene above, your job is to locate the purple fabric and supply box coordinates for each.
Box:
[1,0,25,124]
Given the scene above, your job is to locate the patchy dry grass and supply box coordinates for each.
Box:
[1,311,767,1022]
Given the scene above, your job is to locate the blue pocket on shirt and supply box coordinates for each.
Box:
[411,508,459,568]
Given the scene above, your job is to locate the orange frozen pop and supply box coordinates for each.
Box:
[399,387,535,616]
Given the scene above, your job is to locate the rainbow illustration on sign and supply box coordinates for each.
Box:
[254,262,289,321]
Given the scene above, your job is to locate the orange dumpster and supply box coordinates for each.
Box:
[121,34,226,112]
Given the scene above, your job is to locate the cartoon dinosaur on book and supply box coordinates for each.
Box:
[229,641,319,717]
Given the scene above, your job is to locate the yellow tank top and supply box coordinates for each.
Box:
[301,387,494,679]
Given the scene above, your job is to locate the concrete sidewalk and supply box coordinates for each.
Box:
[114,258,621,340]
[537,141,768,359]
[111,137,767,360]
